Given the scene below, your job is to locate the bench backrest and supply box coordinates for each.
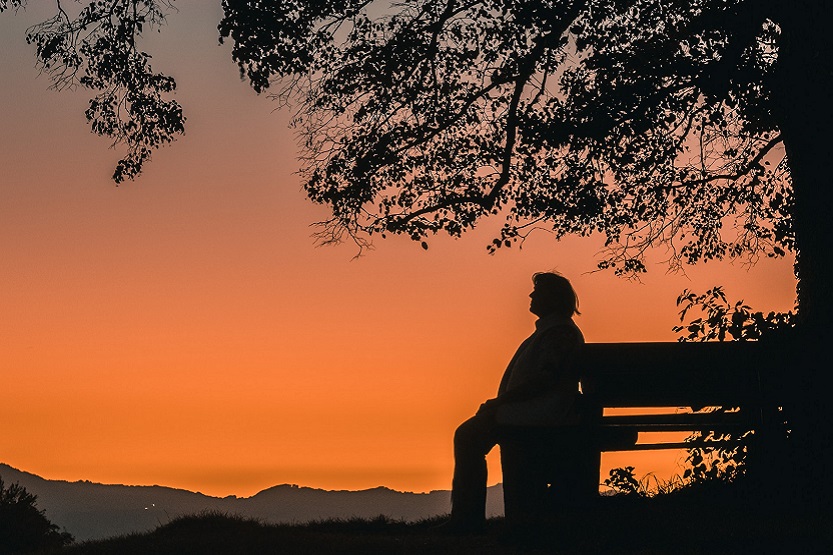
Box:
[575,342,784,409]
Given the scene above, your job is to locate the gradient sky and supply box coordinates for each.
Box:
[0,2,797,497]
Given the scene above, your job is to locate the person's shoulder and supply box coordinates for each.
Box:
[540,320,583,344]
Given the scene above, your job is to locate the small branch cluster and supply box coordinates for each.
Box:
[24,0,183,182]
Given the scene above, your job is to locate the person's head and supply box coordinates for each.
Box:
[529,272,580,318]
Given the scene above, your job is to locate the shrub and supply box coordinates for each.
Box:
[603,466,643,496]
[0,476,73,554]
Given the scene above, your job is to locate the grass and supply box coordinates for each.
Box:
[30,481,833,555]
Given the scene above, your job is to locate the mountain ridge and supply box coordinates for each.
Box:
[0,463,504,541]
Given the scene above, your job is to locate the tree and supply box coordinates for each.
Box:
[5,0,832,499]
[0,477,73,554]
[1,0,184,183]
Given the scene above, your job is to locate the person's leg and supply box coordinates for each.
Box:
[449,414,498,529]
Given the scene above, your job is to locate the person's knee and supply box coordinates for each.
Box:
[454,415,491,449]
[454,421,474,446]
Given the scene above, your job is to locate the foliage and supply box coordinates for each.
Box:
[217,0,794,270]
[672,286,794,485]
[0,476,73,554]
[603,466,642,496]
[683,439,747,484]
[7,1,797,273]
[604,453,747,499]
[1,0,184,183]
[673,285,795,342]
[603,466,686,498]
[613,282,795,489]
[0,0,24,12]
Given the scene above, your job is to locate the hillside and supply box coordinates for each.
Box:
[0,464,503,541]
[32,495,833,555]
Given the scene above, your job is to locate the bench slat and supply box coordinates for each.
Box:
[572,342,782,452]
[598,411,754,430]
[611,439,749,451]
[576,341,782,408]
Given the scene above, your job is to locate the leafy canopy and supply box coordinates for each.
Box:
[7,1,792,274]
[219,0,792,273]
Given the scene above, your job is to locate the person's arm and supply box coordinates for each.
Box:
[478,375,557,412]
[478,325,580,415]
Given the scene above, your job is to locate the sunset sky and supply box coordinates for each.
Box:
[1,2,797,498]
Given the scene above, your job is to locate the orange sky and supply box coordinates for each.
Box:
[0,2,797,497]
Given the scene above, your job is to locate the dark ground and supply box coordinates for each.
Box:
[28,484,833,555]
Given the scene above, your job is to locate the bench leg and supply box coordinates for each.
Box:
[570,443,601,505]
[500,431,601,526]
[500,441,550,526]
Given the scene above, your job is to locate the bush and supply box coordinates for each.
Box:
[0,476,73,554]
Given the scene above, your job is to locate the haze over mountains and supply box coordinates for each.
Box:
[0,464,504,541]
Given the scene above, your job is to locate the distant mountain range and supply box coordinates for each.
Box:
[0,463,504,541]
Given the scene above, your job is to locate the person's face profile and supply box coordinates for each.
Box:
[529,285,555,317]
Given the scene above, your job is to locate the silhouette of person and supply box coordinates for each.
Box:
[444,272,585,532]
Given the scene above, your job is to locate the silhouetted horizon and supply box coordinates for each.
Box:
[0,463,505,541]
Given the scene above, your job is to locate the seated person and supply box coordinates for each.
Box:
[444,272,584,532]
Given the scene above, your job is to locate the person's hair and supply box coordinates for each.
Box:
[532,272,581,317]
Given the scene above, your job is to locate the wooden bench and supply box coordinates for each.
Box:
[499,341,788,519]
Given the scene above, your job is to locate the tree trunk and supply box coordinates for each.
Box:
[772,2,833,507]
